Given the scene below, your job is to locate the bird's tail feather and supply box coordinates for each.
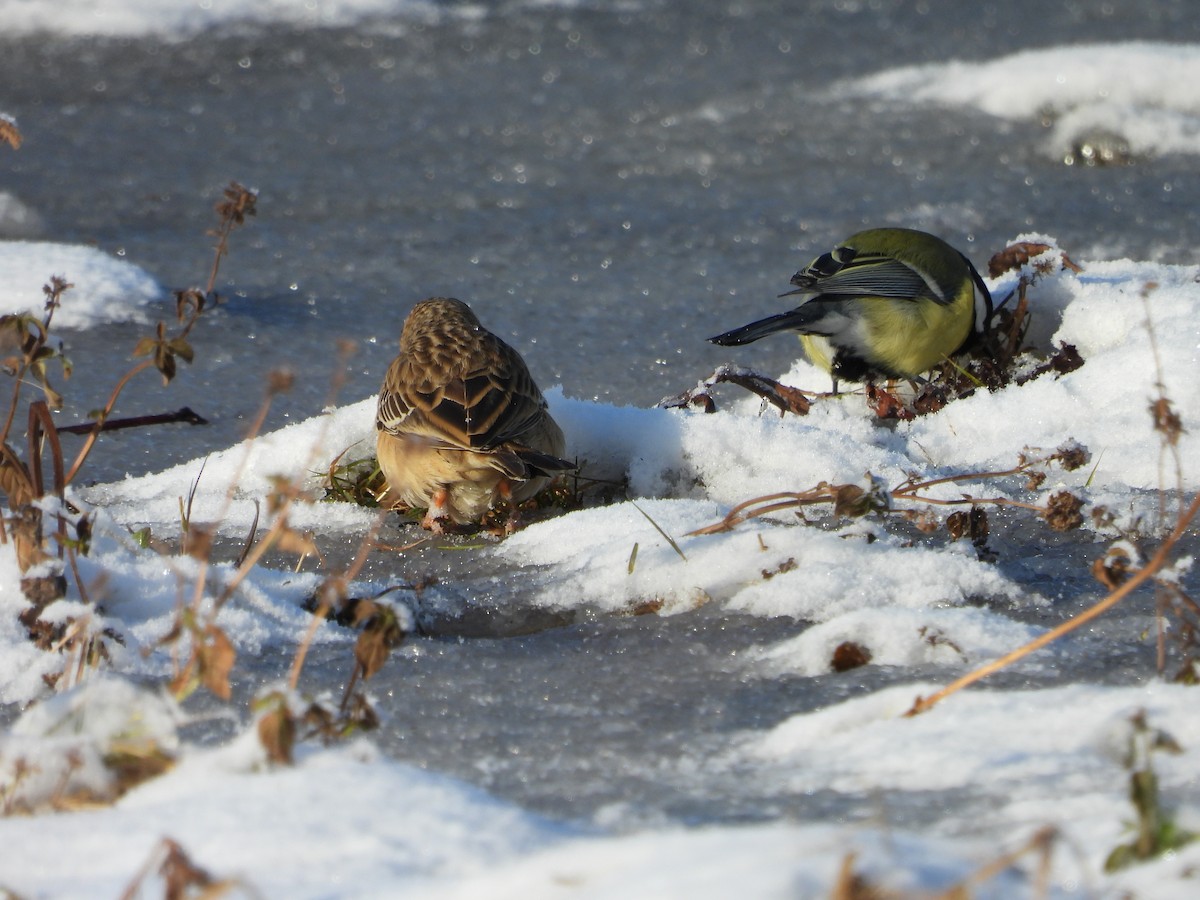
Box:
[513,446,576,477]
[708,307,826,346]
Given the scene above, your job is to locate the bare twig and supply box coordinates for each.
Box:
[658,364,815,415]
[906,492,1200,716]
[205,182,257,297]
[57,406,208,435]
[64,184,255,486]
[687,448,1083,537]
[62,359,155,485]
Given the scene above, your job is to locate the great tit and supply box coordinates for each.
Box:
[709,228,993,387]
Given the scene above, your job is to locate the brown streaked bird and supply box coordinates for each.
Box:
[376,297,573,532]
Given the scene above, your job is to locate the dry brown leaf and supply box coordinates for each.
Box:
[987,241,1083,278]
[198,625,235,701]
[351,603,405,681]
[0,117,20,150]
[275,527,320,559]
[1044,491,1084,532]
[831,641,872,673]
[1093,544,1136,591]
[257,700,296,766]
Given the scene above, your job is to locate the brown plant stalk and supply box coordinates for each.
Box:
[169,342,355,701]
[688,454,1072,537]
[906,491,1200,716]
[63,182,256,486]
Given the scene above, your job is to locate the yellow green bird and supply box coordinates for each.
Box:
[710,228,993,388]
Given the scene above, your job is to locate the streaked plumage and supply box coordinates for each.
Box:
[709,228,993,385]
[376,297,572,531]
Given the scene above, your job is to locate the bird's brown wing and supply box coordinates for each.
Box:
[377,331,551,454]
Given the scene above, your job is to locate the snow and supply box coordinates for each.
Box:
[498,498,1022,619]
[909,257,1200,491]
[0,0,438,38]
[0,241,161,328]
[0,727,573,897]
[749,606,1046,677]
[0,0,518,38]
[841,42,1200,160]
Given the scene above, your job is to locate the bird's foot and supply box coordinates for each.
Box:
[420,513,482,535]
[420,489,466,534]
[479,498,526,536]
[421,513,452,534]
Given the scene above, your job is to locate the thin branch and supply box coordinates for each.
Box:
[0,318,48,446]
[63,358,155,485]
[688,485,1048,537]
[906,492,1200,716]
[687,490,834,536]
[658,364,815,415]
[57,406,208,435]
[288,512,389,691]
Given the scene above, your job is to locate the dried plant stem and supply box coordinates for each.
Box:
[289,603,331,692]
[658,363,815,415]
[63,358,155,485]
[908,495,1045,513]
[688,491,830,536]
[893,461,1040,496]
[213,517,285,604]
[207,353,356,613]
[0,318,49,446]
[204,184,254,296]
[933,825,1057,900]
[689,443,1087,536]
[631,501,687,560]
[288,511,389,691]
[57,406,207,435]
[1140,287,1182,498]
[184,343,354,649]
[689,487,1045,537]
[1002,281,1030,365]
[62,184,254,488]
[907,492,1200,716]
[185,392,280,616]
[1,372,24,449]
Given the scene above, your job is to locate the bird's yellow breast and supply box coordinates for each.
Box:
[866,290,973,375]
[800,284,975,379]
[799,334,834,373]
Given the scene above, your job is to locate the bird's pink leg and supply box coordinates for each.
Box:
[422,488,454,534]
